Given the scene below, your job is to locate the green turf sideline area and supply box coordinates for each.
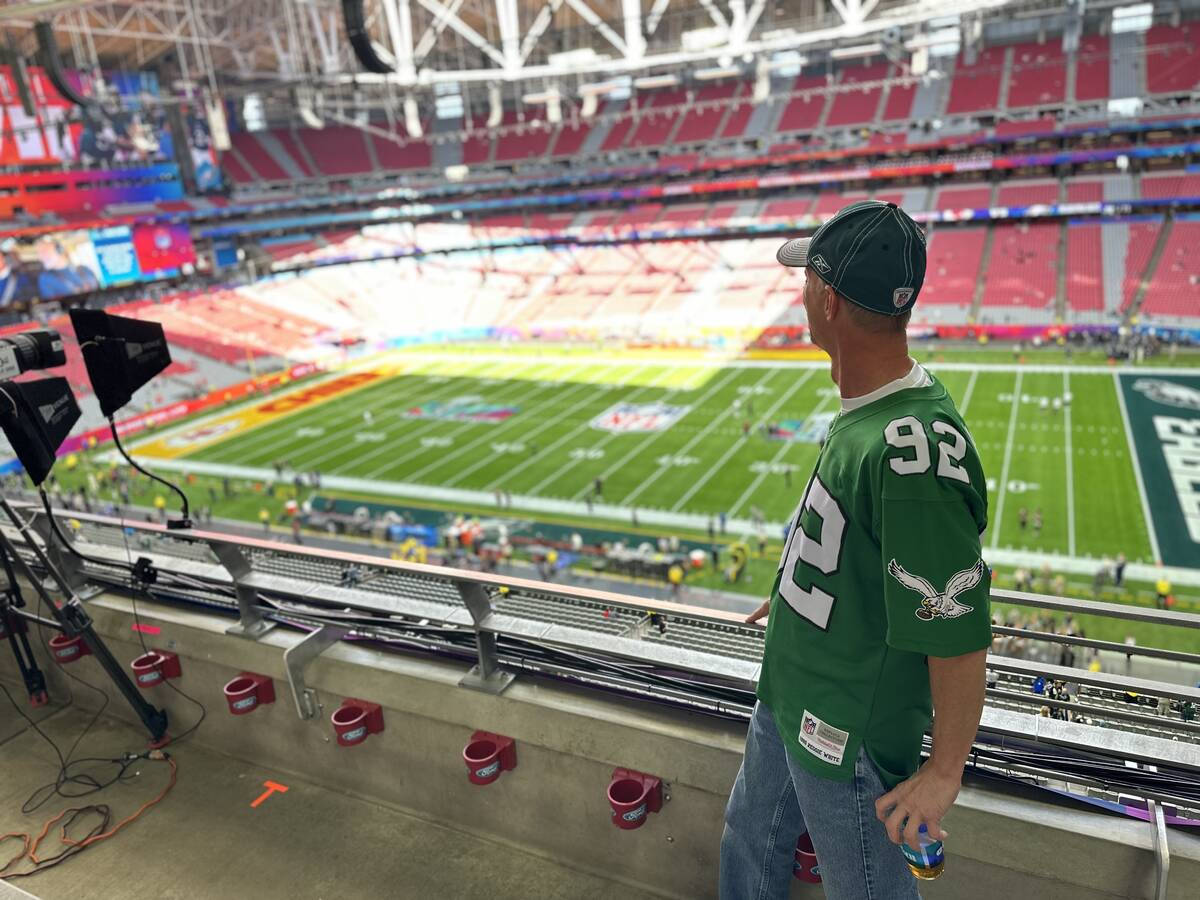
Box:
[118,351,1189,573]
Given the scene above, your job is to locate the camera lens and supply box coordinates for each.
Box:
[0,329,65,376]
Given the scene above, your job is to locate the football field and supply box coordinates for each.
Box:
[127,348,1198,571]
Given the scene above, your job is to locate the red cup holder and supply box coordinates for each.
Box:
[49,633,91,664]
[793,832,821,883]
[331,698,384,746]
[130,649,181,688]
[607,768,663,830]
[462,731,517,785]
[223,672,275,715]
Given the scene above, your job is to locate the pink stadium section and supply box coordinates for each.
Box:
[1005,42,1067,108]
[935,185,993,212]
[462,127,493,166]
[1140,173,1200,200]
[674,82,741,144]
[880,72,916,122]
[549,121,592,157]
[1140,220,1200,319]
[220,150,255,184]
[600,110,636,152]
[996,181,1059,207]
[1066,180,1104,203]
[981,222,1060,310]
[1120,221,1163,311]
[920,228,986,306]
[826,63,887,127]
[1074,35,1111,102]
[298,127,373,176]
[777,76,828,133]
[494,113,554,162]
[228,133,288,181]
[627,88,690,148]
[1145,24,1200,94]
[946,47,1007,115]
[1066,225,1104,314]
[270,130,317,177]
[369,131,432,170]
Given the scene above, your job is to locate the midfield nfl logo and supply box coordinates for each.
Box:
[591,402,690,433]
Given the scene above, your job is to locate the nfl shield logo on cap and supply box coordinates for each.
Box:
[776,200,927,317]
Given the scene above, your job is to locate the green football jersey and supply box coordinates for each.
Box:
[757,371,991,789]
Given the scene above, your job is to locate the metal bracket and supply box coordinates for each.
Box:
[1148,798,1170,900]
[283,624,348,720]
[457,582,515,695]
[210,541,276,640]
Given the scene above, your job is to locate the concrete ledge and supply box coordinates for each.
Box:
[2,588,1198,899]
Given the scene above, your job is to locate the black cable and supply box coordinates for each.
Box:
[107,415,191,527]
[37,487,132,572]
[117,513,206,748]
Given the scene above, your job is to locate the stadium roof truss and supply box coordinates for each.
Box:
[0,0,1047,96]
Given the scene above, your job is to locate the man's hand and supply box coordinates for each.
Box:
[745,598,770,624]
[874,764,961,848]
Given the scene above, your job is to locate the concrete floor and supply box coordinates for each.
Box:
[0,701,667,900]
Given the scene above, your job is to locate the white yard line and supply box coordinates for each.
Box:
[620,368,778,507]
[295,360,548,473]
[1112,369,1162,564]
[436,364,622,487]
[989,370,1023,550]
[485,364,656,490]
[353,360,583,479]
[570,368,743,501]
[959,370,979,415]
[1063,371,1076,557]
[235,359,487,466]
[670,368,817,512]
[728,387,838,518]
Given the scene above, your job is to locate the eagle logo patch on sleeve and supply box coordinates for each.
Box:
[888,559,985,621]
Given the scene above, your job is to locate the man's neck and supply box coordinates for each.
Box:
[829,341,914,400]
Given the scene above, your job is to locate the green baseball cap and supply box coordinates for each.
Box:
[776,199,927,316]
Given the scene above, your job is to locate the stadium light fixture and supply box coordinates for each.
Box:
[830,42,883,60]
[404,95,424,137]
[633,73,679,90]
[694,65,742,80]
[1112,3,1153,34]
[487,84,503,127]
[681,26,728,52]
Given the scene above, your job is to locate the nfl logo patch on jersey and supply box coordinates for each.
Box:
[802,715,817,735]
[893,287,915,308]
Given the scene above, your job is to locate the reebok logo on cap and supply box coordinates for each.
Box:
[776,199,927,317]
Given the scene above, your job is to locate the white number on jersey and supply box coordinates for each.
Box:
[884,417,972,486]
[777,475,846,631]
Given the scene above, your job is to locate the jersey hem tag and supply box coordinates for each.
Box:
[798,709,849,766]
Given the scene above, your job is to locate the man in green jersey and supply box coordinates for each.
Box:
[720,200,991,899]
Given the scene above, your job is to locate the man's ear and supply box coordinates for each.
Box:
[824,283,839,322]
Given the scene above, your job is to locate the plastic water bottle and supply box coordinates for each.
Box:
[901,824,945,880]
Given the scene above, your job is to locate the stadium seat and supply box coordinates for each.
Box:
[1066,224,1104,316]
[826,63,888,128]
[776,75,829,134]
[919,227,986,308]
[1139,221,1200,321]
[1005,42,1067,108]
[981,222,1060,311]
[1145,24,1200,94]
[1074,35,1111,102]
[674,82,741,144]
[297,127,374,176]
[946,47,1007,115]
[228,132,290,181]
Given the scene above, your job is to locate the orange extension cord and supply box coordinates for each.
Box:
[0,753,177,880]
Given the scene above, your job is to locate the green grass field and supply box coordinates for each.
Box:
[142,350,1160,567]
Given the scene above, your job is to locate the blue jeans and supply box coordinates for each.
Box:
[720,700,921,900]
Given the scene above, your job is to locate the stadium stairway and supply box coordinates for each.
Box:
[431,115,464,169]
[1126,215,1175,320]
[255,131,309,180]
[1111,30,1144,100]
